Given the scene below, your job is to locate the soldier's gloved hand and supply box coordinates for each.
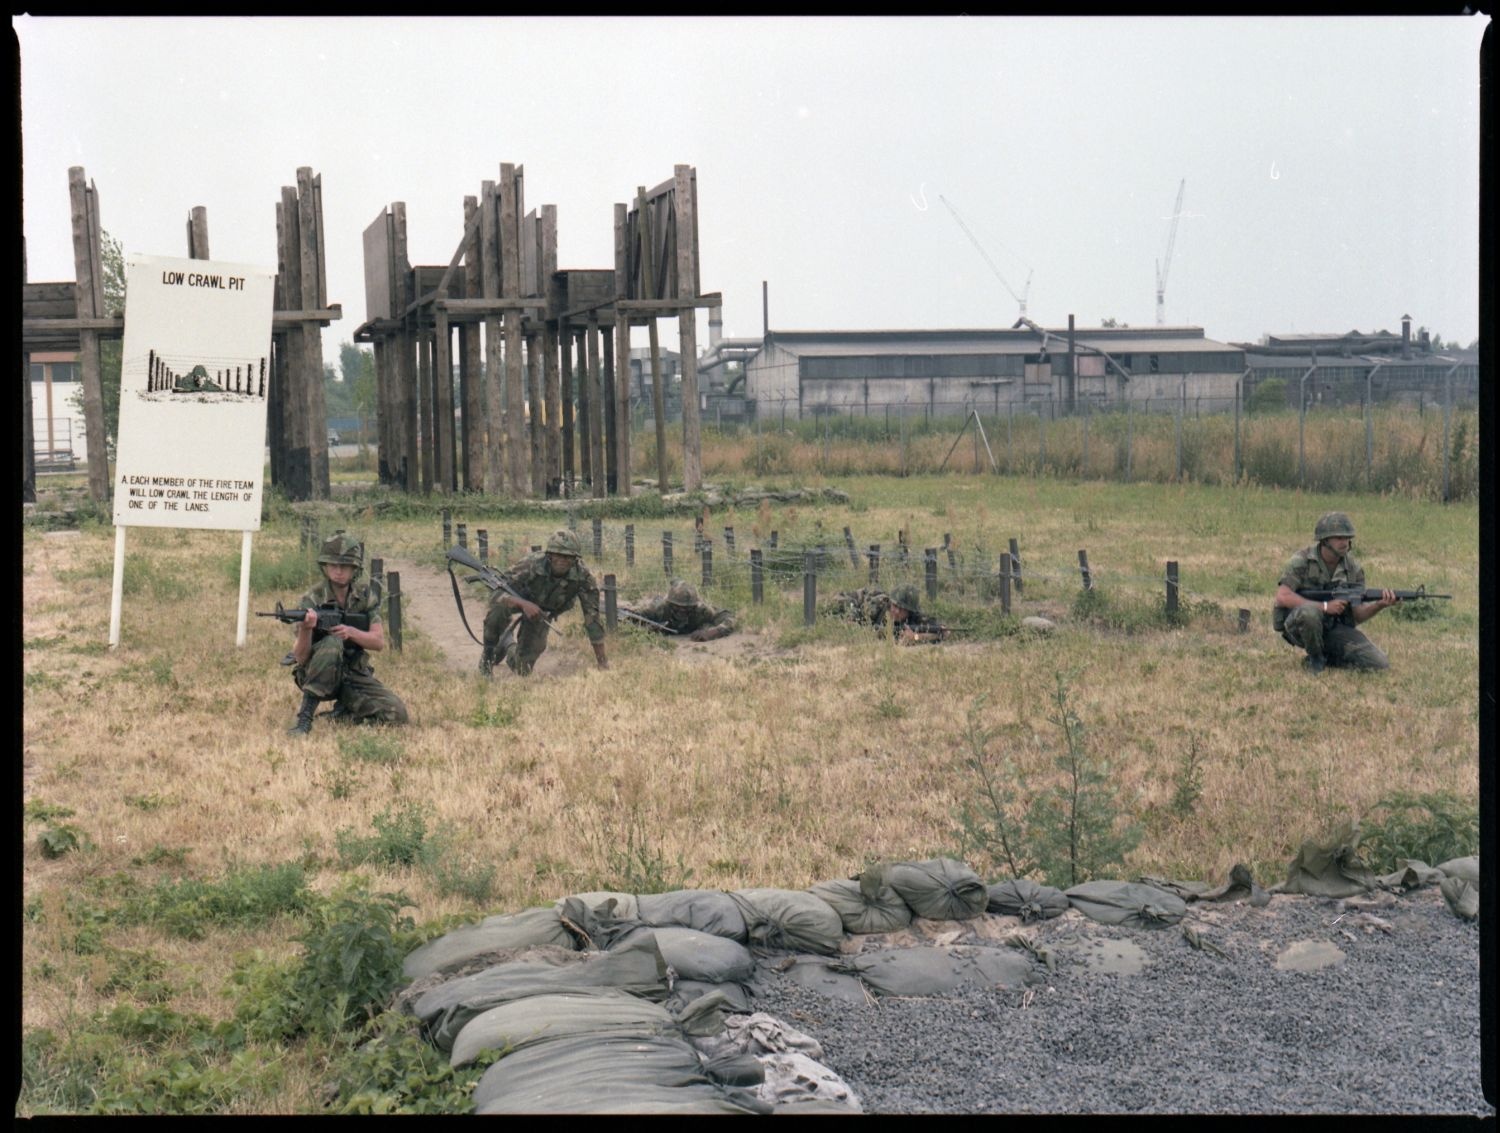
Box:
[517,599,543,621]
[688,629,710,642]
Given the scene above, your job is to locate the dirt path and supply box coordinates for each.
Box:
[382,557,784,677]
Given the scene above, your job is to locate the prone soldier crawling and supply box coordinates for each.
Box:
[624,580,736,642]
[826,583,949,644]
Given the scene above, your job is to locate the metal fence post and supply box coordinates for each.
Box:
[387,572,403,651]
[803,552,816,627]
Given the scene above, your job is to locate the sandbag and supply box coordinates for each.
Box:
[1274,821,1375,898]
[557,895,642,950]
[556,891,640,920]
[808,877,913,935]
[1440,876,1479,921]
[987,878,1069,921]
[410,934,669,1052]
[879,859,988,920]
[450,991,678,1069]
[1437,856,1479,885]
[831,945,1036,997]
[1065,881,1188,927]
[611,925,755,984]
[729,888,845,954]
[1375,859,1448,892]
[666,979,753,1016]
[636,889,748,941]
[402,906,575,981]
[471,1031,768,1114]
[1191,863,1271,907]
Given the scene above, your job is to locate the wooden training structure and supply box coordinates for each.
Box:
[355,162,718,499]
[20,165,340,506]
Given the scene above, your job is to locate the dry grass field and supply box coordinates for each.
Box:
[20,466,1478,1113]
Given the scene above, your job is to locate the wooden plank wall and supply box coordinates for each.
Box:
[69,167,110,503]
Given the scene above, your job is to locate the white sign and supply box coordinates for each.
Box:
[112,254,275,531]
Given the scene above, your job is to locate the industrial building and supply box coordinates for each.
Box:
[742,322,1246,422]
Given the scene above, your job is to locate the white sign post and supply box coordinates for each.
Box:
[110,254,276,647]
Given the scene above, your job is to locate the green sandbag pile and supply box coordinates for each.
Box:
[730,888,846,954]
[987,878,1070,921]
[402,907,575,981]
[878,858,989,920]
[829,945,1039,997]
[1064,881,1188,927]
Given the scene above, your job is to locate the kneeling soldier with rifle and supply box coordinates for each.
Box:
[623,580,736,642]
[271,530,408,734]
[1273,511,1449,674]
[475,529,609,677]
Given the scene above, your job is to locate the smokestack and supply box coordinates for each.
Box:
[762,281,769,337]
[709,304,722,350]
[1401,314,1412,360]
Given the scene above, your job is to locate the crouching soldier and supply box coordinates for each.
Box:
[626,580,737,642]
[287,531,409,734]
[479,529,610,677]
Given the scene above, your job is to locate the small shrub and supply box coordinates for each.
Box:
[952,696,1035,880]
[1358,790,1478,874]
[39,825,88,859]
[469,698,520,728]
[292,884,416,1035]
[326,1012,504,1114]
[132,862,311,939]
[336,803,430,868]
[1169,740,1205,819]
[338,733,405,765]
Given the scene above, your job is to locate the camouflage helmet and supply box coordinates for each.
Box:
[1314,512,1356,542]
[317,530,364,571]
[889,584,922,615]
[545,528,583,558]
[666,579,700,607]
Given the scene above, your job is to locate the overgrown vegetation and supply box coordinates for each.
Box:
[1356,790,1479,874]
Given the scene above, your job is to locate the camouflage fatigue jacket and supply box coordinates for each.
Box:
[1274,543,1366,632]
[830,588,892,628]
[489,552,605,644]
[629,595,736,636]
[296,577,383,671]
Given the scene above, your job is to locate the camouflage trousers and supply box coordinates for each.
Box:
[1281,606,1390,671]
[293,636,410,723]
[483,607,552,677]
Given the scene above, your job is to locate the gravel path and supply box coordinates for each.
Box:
[744,888,1491,1115]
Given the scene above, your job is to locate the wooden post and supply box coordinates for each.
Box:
[418,321,434,493]
[387,572,403,651]
[638,186,670,495]
[481,180,505,494]
[702,545,713,589]
[662,530,673,577]
[844,526,859,568]
[868,544,880,586]
[297,168,331,499]
[998,552,1012,615]
[925,548,938,602]
[527,331,544,496]
[725,526,736,557]
[1009,538,1023,594]
[501,163,528,496]
[944,533,957,574]
[1078,549,1093,591]
[394,203,419,495]
[187,205,210,259]
[68,168,109,504]
[478,529,489,563]
[586,315,604,497]
[592,517,603,558]
[1237,608,1251,633]
[572,327,588,490]
[613,201,632,498]
[625,523,635,567]
[751,548,764,604]
[604,573,618,630]
[803,552,817,627]
[1166,561,1179,615]
[675,165,703,491]
[461,195,484,491]
[370,557,384,585]
[601,318,618,494]
[434,310,454,493]
[542,205,561,497]
[443,509,452,546]
[457,522,468,550]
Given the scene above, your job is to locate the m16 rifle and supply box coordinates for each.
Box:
[257,602,372,638]
[1294,585,1452,604]
[619,607,679,634]
[445,544,560,642]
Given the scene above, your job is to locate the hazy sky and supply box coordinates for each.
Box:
[16,15,1488,349]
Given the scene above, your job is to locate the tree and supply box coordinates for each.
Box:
[1100,317,1129,329]
[335,341,376,447]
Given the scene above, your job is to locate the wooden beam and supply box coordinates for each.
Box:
[461,195,484,492]
[69,168,110,504]
[613,202,631,498]
[187,206,210,259]
[638,185,669,494]
[394,201,418,493]
[298,167,330,498]
[481,180,505,495]
[501,163,528,496]
[615,294,722,311]
[675,164,703,492]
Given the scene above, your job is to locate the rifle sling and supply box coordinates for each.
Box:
[446,563,487,647]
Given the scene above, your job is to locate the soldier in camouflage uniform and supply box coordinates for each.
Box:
[626,580,736,642]
[826,583,949,644]
[479,529,609,677]
[287,531,409,734]
[1274,511,1399,674]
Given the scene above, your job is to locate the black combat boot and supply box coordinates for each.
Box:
[288,691,321,734]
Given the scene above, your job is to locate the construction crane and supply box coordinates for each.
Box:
[1155,178,1186,326]
[939,195,1032,319]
